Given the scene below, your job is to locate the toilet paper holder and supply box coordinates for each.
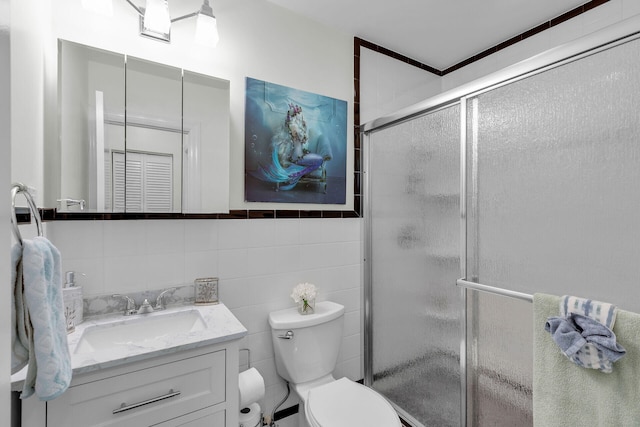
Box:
[240,348,252,370]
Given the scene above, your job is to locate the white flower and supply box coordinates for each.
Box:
[290,282,318,303]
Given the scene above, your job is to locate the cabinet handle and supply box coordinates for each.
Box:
[112,389,181,414]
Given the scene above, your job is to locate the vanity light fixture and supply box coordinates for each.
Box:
[140,0,171,40]
[123,0,219,46]
[192,1,219,47]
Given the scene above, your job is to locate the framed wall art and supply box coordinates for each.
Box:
[244,77,347,204]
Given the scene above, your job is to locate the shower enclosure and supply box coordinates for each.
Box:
[364,17,640,427]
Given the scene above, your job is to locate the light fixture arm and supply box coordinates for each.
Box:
[170,11,199,24]
[171,0,215,24]
[123,0,215,23]
[124,0,144,16]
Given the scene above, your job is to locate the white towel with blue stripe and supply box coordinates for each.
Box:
[560,295,618,373]
[13,237,72,400]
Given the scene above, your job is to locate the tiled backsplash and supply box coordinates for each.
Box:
[46,217,363,417]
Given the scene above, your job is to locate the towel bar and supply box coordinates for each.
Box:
[456,278,533,303]
[11,182,43,246]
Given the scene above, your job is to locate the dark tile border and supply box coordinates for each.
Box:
[14,207,32,224]
[356,38,441,76]
[16,208,362,223]
[352,1,607,222]
[274,404,299,421]
[355,0,610,77]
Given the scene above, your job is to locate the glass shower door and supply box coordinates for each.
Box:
[364,27,640,427]
[366,104,462,427]
[464,34,640,426]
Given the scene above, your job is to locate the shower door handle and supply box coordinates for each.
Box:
[278,330,294,340]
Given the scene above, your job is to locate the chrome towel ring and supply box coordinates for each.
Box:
[11,183,43,246]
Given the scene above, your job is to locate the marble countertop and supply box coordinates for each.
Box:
[12,302,247,389]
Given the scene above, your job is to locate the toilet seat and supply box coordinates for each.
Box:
[305,377,400,427]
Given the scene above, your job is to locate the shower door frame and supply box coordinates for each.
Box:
[362,14,640,427]
[362,100,465,427]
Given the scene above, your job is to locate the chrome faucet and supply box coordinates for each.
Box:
[137,299,154,314]
[112,295,155,315]
[155,287,177,310]
[113,288,177,316]
[112,294,137,316]
[57,198,86,211]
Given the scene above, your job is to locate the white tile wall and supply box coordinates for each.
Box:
[624,0,640,18]
[360,47,442,125]
[46,217,363,425]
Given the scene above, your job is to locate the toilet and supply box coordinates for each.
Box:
[269,301,401,427]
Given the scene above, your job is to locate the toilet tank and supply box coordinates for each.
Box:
[269,301,345,384]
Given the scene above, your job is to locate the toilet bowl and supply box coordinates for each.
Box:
[268,301,400,427]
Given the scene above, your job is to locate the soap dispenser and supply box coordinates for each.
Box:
[65,271,76,287]
[62,271,84,330]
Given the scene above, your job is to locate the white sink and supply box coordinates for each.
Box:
[75,309,208,354]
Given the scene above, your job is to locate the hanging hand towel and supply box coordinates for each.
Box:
[11,243,31,374]
[533,293,640,426]
[545,313,625,364]
[20,237,72,400]
[561,295,617,328]
[558,295,619,372]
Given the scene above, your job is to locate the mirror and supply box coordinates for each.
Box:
[57,40,230,213]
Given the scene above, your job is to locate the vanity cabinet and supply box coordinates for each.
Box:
[22,342,239,427]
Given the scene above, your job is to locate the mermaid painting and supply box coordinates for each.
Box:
[249,103,329,191]
[244,77,347,204]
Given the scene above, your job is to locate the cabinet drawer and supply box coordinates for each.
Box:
[151,406,225,427]
[47,350,226,427]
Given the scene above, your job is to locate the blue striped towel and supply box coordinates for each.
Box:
[560,295,618,373]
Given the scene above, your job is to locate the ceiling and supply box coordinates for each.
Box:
[265,0,590,70]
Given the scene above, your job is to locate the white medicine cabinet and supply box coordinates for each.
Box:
[53,40,230,214]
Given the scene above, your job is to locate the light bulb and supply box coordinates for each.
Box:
[143,0,171,35]
[195,12,219,47]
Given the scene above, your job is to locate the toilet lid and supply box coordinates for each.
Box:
[305,378,400,427]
